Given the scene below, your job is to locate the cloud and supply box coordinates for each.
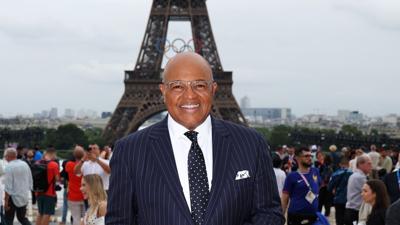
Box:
[68,61,132,84]
[332,0,400,31]
[1,0,400,117]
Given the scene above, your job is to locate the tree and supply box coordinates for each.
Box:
[341,125,363,137]
[269,125,292,149]
[255,127,270,141]
[370,129,379,136]
[49,124,88,150]
[85,128,106,147]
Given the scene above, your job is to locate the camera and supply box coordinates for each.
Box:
[55,184,62,191]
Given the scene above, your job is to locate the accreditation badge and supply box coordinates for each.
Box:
[305,191,316,204]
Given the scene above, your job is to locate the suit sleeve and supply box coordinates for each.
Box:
[105,139,138,225]
[243,135,285,225]
[386,201,400,225]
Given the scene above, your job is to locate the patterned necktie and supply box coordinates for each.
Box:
[184,131,210,225]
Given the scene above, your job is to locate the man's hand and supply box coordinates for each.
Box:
[81,152,89,161]
[87,152,97,161]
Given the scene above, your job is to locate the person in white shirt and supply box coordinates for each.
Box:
[3,148,33,225]
[74,144,111,191]
[272,153,286,197]
[368,144,380,179]
[378,148,393,174]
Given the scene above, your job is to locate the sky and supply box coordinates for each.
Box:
[1,0,400,118]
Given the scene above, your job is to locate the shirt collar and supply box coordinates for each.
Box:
[354,168,367,176]
[168,114,212,140]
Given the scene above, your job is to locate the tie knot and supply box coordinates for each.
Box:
[184,131,198,143]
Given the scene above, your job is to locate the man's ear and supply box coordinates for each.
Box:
[211,82,218,96]
[159,84,166,103]
[159,83,165,94]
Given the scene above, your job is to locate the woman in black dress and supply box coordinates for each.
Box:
[361,179,390,225]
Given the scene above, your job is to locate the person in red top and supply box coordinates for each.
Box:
[36,147,60,225]
[66,145,85,225]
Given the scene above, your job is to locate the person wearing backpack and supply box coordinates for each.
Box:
[3,147,33,225]
[327,157,353,225]
[35,147,60,225]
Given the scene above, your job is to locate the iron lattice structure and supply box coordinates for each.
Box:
[103,0,247,143]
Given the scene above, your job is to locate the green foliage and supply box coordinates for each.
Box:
[341,125,363,137]
[0,124,97,150]
[269,125,292,148]
[85,127,106,147]
[255,127,270,140]
[0,127,46,148]
[370,129,379,136]
[40,124,89,150]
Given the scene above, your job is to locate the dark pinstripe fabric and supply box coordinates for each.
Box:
[106,116,285,225]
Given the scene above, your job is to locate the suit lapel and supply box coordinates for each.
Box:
[203,118,231,224]
[149,117,194,225]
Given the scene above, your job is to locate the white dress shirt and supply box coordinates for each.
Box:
[168,115,213,211]
[273,168,286,197]
[81,158,110,190]
[4,159,33,207]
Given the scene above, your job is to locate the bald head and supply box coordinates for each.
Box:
[159,52,217,130]
[162,52,213,82]
[73,145,85,160]
[4,148,17,162]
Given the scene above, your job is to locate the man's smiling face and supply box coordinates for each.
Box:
[159,52,217,130]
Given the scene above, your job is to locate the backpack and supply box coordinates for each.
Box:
[31,160,50,192]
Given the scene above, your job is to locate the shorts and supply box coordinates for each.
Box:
[37,195,57,215]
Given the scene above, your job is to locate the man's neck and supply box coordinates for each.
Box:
[356,168,367,176]
[298,166,310,173]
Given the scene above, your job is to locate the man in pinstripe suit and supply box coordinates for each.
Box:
[106,52,284,225]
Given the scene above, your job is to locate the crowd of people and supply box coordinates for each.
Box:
[0,144,111,225]
[273,144,400,225]
[2,141,400,225]
[2,52,400,225]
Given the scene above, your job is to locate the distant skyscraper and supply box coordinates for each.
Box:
[64,108,75,119]
[77,109,86,119]
[337,110,350,122]
[49,107,58,119]
[337,110,363,123]
[101,112,112,119]
[241,108,292,122]
[41,110,49,118]
[382,114,398,125]
[240,96,251,109]
[86,109,98,119]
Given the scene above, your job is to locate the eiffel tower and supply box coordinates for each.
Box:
[103,0,247,143]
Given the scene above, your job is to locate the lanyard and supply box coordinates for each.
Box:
[298,172,312,191]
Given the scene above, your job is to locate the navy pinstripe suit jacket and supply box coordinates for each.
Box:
[105,116,284,225]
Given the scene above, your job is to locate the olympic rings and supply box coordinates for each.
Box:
[154,38,204,59]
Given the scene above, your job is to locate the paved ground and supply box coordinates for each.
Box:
[13,187,69,225]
